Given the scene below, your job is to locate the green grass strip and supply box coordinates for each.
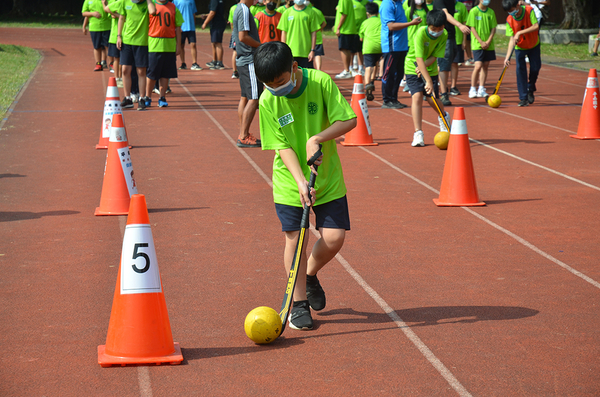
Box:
[0,45,41,121]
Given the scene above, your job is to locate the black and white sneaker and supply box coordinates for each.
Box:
[289,300,313,330]
[306,274,326,311]
[518,99,529,107]
[206,60,216,68]
[120,97,134,109]
[211,61,225,70]
[527,91,535,104]
[137,97,147,111]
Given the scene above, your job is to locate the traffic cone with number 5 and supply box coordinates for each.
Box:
[98,194,183,367]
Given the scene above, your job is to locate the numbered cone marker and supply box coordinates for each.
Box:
[341,74,378,146]
[98,194,183,367]
[95,114,137,216]
[96,77,122,149]
[571,68,600,139]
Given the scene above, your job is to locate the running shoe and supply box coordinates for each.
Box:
[449,87,461,96]
[120,97,133,109]
[178,63,187,70]
[232,71,239,79]
[206,60,216,68]
[468,87,477,98]
[440,93,452,106]
[411,130,425,147]
[158,97,168,107]
[306,274,326,311]
[94,62,102,72]
[137,98,147,111]
[289,300,313,330]
[527,91,535,104]
[476,86,488,98]
[335,70,353,79]
[191,63,202,70]
[236,133,261,148]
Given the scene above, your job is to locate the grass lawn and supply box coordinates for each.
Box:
[0,45,40,121]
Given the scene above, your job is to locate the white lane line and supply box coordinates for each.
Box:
[360,146,600,290]
[138,367,153,397]
[178,78,473,396]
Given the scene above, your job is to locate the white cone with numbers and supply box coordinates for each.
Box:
[98,194,183,367]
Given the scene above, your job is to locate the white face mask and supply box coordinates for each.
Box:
[428,28,443,38]
[131,0,142,3]
[264,67,297,97]
[481,0,490,5]
[294,0,306,5]
[414,0,424,5]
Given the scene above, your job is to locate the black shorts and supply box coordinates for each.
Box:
[120,44,149,68]
[229,35,236,49]
[238,63,263,100]
[453,46,464,64]
[472,49,496,63]
[294,57,313,69]
[406,74,439,98]
[363,53,382,68]
[338,34,361,53]
[275,196,351,232]
[90,30,110,50]
[147,52,178,80]
[313,44,324,56]
[108,42,120,58]
[437,38,456,72]
[210,26,225,43]
[181,30,197,44]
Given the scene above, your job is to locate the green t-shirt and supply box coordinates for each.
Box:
[82,0,112,32]
[148,2,183,53]
[311,6,326,46]
[467,5,497,51]
[353,0,367,32]
[454,1,468,45]
[405,7,428,42]
[278,7,321,58]
[374,0,383,7]
[107,0,120,44]
[276,5,290,14]
[359,15,381,55]
[426,2,434,11]
[259,68,356,207]
[505,6,539,50]
[109,0,149,46]
[228,4,237,25]
[250,4,266,16]
[335,0,357,35]
[405,26,447,76]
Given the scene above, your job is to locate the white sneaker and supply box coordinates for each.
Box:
[477,86,488,98]
[411,130,425,147]
[400,78,406,87]
[153,88,160,95]
[468,87,477,98]
[438,111,451,132]
[131,93,139,103]
[116,77,124,88]
[335,70,353,79]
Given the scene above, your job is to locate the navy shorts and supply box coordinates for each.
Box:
[120,44,149,68]
[147,52,178,80]
[363,53,382,68]
[108,43,120,58]
[437,38,456,72]
[210,26,225,43]
[90,30,110,50]
[472,49,496,63]
[453,46,464,63]
[294,57,313,69]
[338,34,361,53]
[406,73,439,98]
[181,30,197,44]
[275,196,351,232]
[313,44,324,56]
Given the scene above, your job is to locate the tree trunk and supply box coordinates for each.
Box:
[560,0,593,29]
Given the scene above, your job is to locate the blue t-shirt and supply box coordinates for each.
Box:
[173,0,196,32]
[380,0,409,53]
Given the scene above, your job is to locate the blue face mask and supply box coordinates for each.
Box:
[508,9,518,16]
[481,0,490,5]
[428,29,443,38]
[264,68,297,97]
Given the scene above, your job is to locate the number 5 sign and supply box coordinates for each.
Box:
[120,224,162,294]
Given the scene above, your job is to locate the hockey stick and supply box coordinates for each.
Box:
[491,46,515,96]
[414,61,451,133]
[278,145,323,336]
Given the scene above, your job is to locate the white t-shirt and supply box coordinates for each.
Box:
[522,0,544,21]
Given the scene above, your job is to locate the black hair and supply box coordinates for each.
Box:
[365,2,379,15]
[426,9,446,27]
[408,0,428,21]
[254,42,294,84]
[502,0,519,11]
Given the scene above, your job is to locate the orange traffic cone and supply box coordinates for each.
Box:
[96,77,122,149]
[433,107,485,207]
[95,114,138,216]
[342,74,378,146]
[98,194,183,367]
[571,68,600,140]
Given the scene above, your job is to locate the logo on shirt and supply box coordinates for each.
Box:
[308,102,318,115]
[278,113,294,128]
[288,16,294,21]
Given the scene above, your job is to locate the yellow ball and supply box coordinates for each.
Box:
[434,131,450,150]
[488,94,501,108]
[244,306,282,344]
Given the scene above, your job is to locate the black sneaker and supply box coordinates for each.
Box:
[518,99,529,107]
[232,71,239,79]
[178,63,187,70]
[289,300,313,330]
[527,91,535,104]
[382,101,404,109]
[440,93,452,106]
[137,97,147,111]
[393,100,407,109]
[449,87,461,96]
[211,61,225,70]
[206,60,216,68]
[121,97,133,109]
[366,90,374,101]
[306,274,326,311]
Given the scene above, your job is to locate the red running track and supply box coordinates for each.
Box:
[0,28,599,396]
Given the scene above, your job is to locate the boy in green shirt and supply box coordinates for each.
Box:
[334,0,358,79]
[450,0,468,95]
[254,41,357,330]
[277,0,320,69]
[466,0,497,99]
[404,10,450,147]
[307,1,327,71]
[359,2,382,101]
[82,0,112,71]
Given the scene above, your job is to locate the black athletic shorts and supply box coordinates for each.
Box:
[181,30,197,44]
[363,53,382,68]
[120,44,149,68]
[108,43,120,58]
[238,62,263,100]
[472,49,496,63]
[338,34,361,53]
[147,52,178,80]
[294,57,313,69]
[406,74,440,98]
[313,44,324,56]
[210,26,225,43]
[453,46,465,64]
[91,30,110,50]
[275,196,351,232]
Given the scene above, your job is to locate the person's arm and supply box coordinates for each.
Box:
[239,30,261,48]
[82,11,101,18]
[281,30,286,43]
[279,148,316,207]
[117,14,125,49]
[82,16,89,34]
[442,8,470,34]
[308,30,316,62]
[470,25,485,49]
[147,0,156,16]
[335,13,346,36]
[415,56,436,94]
[175,26,182,55]
[202,11,216,29]
[484,27,496,49]
[504,35,516,67]
[306,119,356,174]
[387,18,421,31]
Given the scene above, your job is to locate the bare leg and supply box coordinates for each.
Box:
[306,228,345,277]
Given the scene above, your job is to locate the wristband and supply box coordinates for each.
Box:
[311,49,315,51]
